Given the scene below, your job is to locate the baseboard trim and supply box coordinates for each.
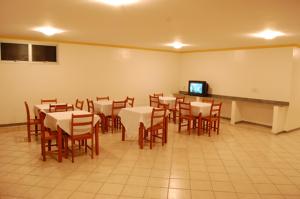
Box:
[234,120,272,128]
[0,122,26,127]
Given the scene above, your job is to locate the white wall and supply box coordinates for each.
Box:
[179,48,293,102]
[178,47,299,129]
[285,48,300,131]
[0,42,180,124]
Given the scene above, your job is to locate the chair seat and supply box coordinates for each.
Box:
[146,123,164,132]
[68,132,92,139]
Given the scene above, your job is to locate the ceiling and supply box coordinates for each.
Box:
[0,0,300,52]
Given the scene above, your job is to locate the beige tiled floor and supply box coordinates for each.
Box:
[1,120,300,198]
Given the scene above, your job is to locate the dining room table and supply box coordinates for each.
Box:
[190,101,212,117]
[43,110,100,162]
[118,106,169,148]
[159,96,176,108]
[93,100,113,116]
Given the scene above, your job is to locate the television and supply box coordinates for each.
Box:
[188,80,208,96]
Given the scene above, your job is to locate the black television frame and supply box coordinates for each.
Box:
[188,80,208,96]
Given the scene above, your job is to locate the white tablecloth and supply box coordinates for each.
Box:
[118,106,154,138]
[94,100,112,116]
[190,102,211,117]
[44,110,100,135]
[33,103,73,117]
[159,96,176,108]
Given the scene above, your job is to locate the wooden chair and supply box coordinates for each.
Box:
[39,111,58,161]
[75,99,84,110]
[87,98,107,132]
[149,95,159,108]
[169,96,185,123]
[49,104,68,112]
[178,102,202,135]
[107,100,127,133]
[154,93,163,97]
[64,113,94,163]
[96,96,109,101]
[86,99,94,113]
[126,96,134,107]
[41,99,57,104]
[24,101,41,142]
[139,108,167,149]
[202,102,222,136]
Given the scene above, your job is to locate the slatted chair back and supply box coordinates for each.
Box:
[149,95,159,108]
[41,99,57,104]
[154,93,163,97]
[49,104,68,112]
[126,96,134,107]
[96,96,109,101]
[75,99,84,110]
[178,102,192,117]
[150,108,166,130]
[71,113,94,137]
[112,100,127,116]
[86,99,94,113]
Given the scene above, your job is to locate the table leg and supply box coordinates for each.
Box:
[57,126,62,162]
[121,124,125,141]
[164,117,168,143]
[34,116,38,136]
[139,122,144,149]
[95,121,99,155]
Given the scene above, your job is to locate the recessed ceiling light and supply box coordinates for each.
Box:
[33,26,64,36]
[95,0,139,6]
[166,41,188,49]
[251,29,285,40]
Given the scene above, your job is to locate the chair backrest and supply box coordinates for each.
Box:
[126,96,134,107]
[24,101,31,121]
[86,99,94,113]
[112,100,127,116]
[41,99,57,104]
[158,102,169,110]
[154,93,163,97]
[179,102,192,117]
[175,96,185,109]
[209,102,222,118]
[149,95,159,108]
[150,108,166,129]
[202,98,214,104]
[49,104,68,112]
[71,113,94,136]
[75,99,84,110]
[96,96,109,101]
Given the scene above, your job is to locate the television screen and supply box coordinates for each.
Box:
[188,81,208,96]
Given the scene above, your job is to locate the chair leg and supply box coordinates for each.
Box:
[188,120,191,135]
[48,140,51,151]
[178,118,181,132]
[197,118,201,136]
[27,124,31,142]
[41,138,46,161]
[91,136,94,159]
[173,111,176,123]
[150,131,153,149]
[64,136,68,158]
[72,140,75,163]
[208,121,211,137]
[85,139,87,153]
